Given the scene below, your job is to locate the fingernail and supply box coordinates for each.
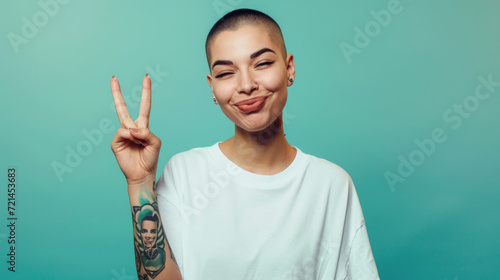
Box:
[129,128,139,133]
[112,75,116,79]
[145,73,149,78]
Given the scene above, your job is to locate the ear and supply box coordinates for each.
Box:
[207,73,214,92]
[207,73,217,104]
[286,54,296,86]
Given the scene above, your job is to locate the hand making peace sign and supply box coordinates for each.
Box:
[110,74,162,185]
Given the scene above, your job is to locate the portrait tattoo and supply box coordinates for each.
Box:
[135,246,141,273]
[132,182,178,279]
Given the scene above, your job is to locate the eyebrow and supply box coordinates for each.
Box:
[211,47,276,70]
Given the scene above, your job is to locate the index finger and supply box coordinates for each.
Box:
[111,75,137,129]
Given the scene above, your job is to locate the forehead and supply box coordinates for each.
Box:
[210,24,280,60]
[142,220,156,228]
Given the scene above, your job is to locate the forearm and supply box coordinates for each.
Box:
[128,173,182,280]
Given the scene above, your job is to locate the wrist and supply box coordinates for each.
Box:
[127,172,157,189]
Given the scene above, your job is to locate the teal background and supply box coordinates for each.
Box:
[1,0,499,279]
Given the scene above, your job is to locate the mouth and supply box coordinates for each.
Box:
[235,96,268,113]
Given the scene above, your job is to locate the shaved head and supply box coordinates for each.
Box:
[205,8,287,70]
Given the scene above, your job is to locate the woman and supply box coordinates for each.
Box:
[139,215,166,278]
[111,8,379,280]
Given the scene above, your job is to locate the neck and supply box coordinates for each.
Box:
[219,114,296,175]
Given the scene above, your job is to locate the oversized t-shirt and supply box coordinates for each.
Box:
[156,142,379,279]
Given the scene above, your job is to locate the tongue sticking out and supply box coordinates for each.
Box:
[237,98,266,113]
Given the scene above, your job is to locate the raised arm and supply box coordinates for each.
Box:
[110,74,182,280]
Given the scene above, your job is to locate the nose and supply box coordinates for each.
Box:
[237,70,257,94]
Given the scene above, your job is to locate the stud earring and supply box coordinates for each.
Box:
[288,78,293,83]
[213,96,217,104]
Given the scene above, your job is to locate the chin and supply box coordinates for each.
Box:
[238,116,282,134]
[242,126,269,134]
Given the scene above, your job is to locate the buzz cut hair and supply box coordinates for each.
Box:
[205,8,287,70]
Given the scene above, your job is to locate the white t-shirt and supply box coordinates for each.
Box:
[156,142,379,279]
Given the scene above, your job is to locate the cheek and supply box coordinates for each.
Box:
[258,70,286,91]
[213,82,235,102]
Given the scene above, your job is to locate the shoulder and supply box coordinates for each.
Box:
[299,149,353,187]
[169,146,210,163]
[163,145,213,172]
[156,145,213,196]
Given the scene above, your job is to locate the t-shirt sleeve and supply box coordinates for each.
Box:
[322,173,379,279]
[345,222,379,280]
[343,179,379,280]
[156,157,185,276]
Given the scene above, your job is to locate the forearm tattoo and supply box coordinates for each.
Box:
[133,181,178,279]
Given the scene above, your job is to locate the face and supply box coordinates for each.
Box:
[141,220,157,249]
[207,24,295,133]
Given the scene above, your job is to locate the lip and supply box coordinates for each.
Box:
[235,96,268,113]
[234,96,268,106]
